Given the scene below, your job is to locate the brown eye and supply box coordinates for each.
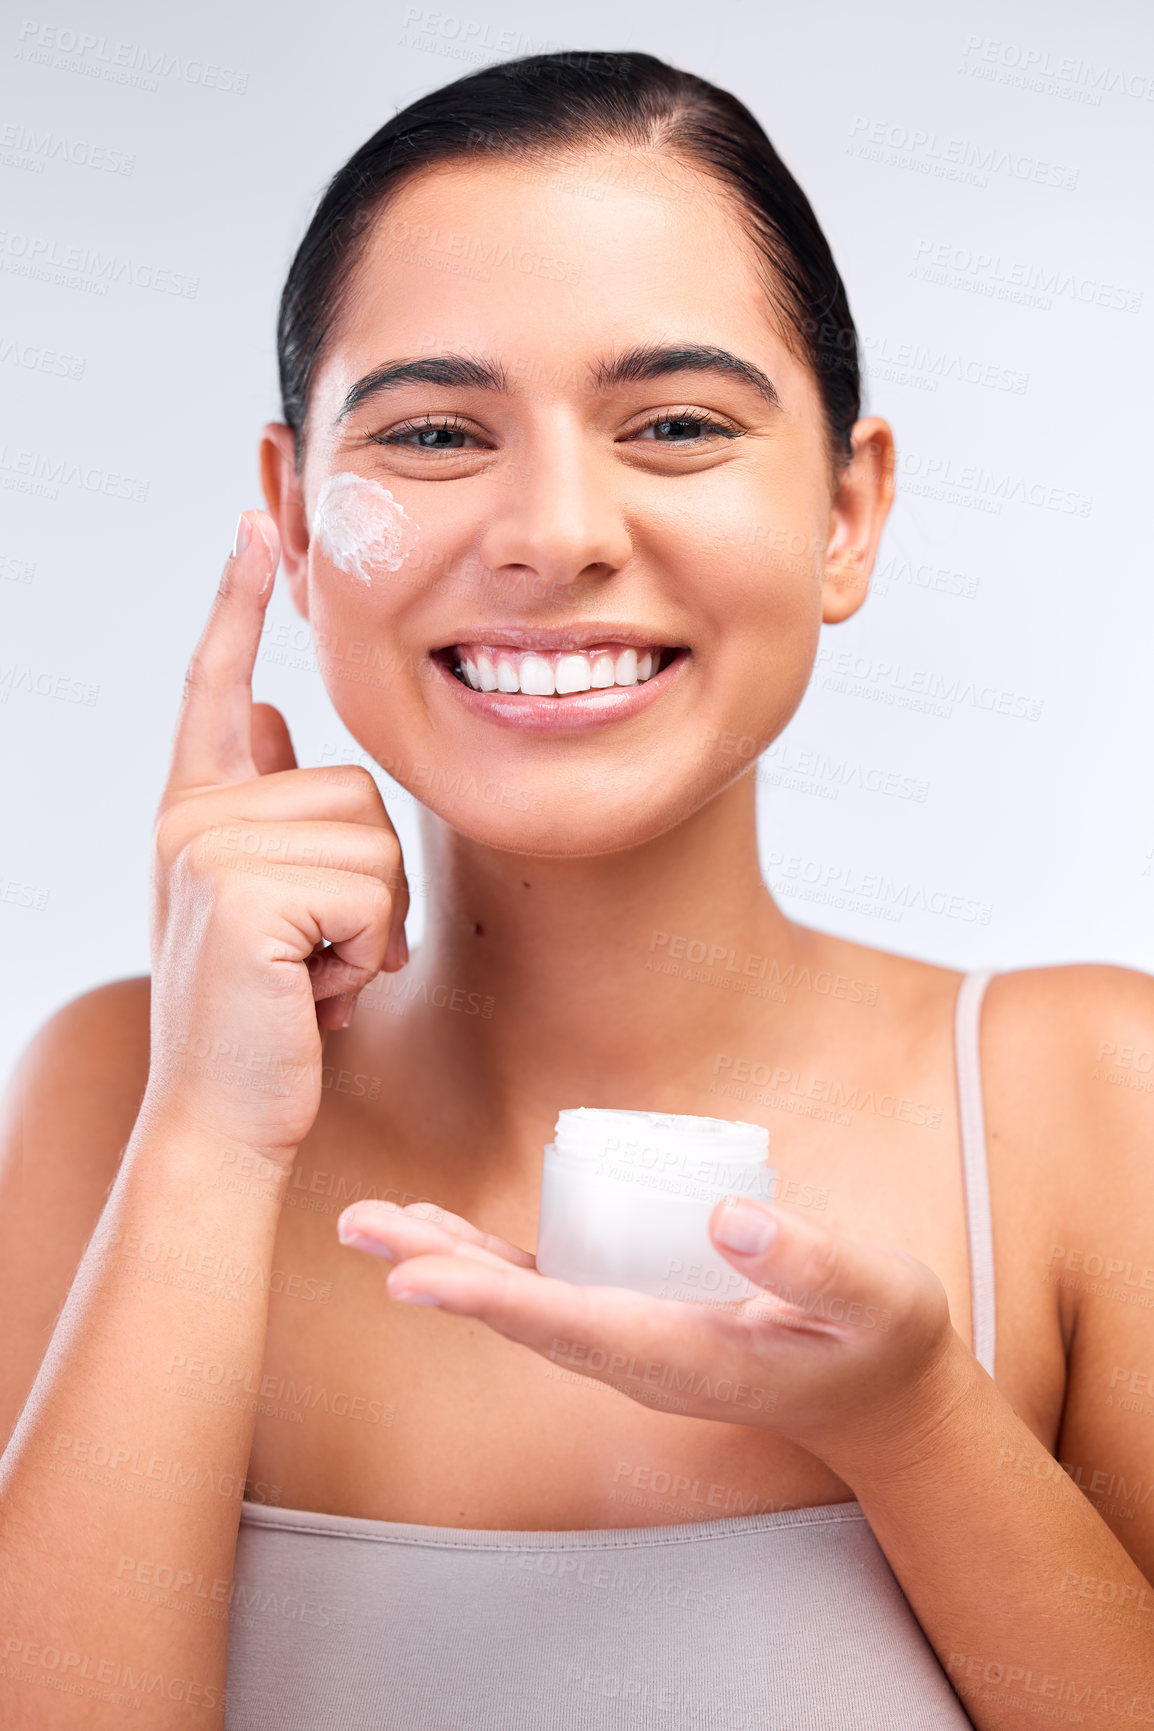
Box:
[632,414,740,443]
[372,416,482,451]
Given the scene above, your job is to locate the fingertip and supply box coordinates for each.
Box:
[251,510,281,560]
[232,512,252,559]
[711,1198,780,1258]
[383,925,410,972]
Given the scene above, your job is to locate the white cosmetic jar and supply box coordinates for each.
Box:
[535,1108,775,1304]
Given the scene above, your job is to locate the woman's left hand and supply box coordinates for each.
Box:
[336,1195,969,1472]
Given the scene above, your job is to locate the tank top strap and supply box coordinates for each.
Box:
[954,970,997,1377]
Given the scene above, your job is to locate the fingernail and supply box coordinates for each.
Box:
[232,513,252,558]
[390,1287,441,1307]
[338,1228,395,1260]
[713,1202,777,1256]
[399,930,409,967]
[339,997,355,1029]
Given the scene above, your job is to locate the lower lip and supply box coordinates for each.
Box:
[431,651,689,733]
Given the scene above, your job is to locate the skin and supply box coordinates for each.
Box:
[1,149,1153,1730]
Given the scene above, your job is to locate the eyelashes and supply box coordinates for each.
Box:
[631,410,742,443]
[367,407,745,452]
[369,413,474,451]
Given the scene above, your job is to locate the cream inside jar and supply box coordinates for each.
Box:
[536,1108,774,1303]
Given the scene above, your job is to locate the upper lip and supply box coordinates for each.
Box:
[435,624,681,652]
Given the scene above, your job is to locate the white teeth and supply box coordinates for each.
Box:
[455,645,667,694]
[555,653,592,693]
[519,653,556,696]
[614,648,638,686]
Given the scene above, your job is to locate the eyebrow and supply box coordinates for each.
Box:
[335,355,508,422]
[593,344,780,409]
[334,341,780,423]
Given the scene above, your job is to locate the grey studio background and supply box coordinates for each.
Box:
[2,0,1152,1088]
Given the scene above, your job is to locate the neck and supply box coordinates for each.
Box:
[398,774,811,1129]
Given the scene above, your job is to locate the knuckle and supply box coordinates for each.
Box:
[887,1251,941,1325]
[181,652,214,699]
[364,876,395,921]
[321,763,383,813]
[153,804,188,864]
[179,829,218,883]
[795,1231,841,1299]
[369,833,404,888]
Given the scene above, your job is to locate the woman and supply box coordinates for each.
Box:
[2,50,1152,1731]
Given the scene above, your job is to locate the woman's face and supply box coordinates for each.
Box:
[264,151,892,855]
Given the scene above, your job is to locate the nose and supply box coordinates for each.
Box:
[475,421,633,599]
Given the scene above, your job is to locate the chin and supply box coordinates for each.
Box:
[408,770,713,858]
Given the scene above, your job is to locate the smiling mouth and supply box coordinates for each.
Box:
[441,642,684,696]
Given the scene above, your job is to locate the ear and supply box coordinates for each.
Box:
[260,423,311,620]
[821,417,895,625]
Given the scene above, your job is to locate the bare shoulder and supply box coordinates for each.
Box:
[978,963,1154,1577]
[977,961,1154,1288]
[2,973,152,1149]
[0,976,152,1443]
[980,960,1154,1145]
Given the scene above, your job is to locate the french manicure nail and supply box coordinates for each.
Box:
[713,1202,777,1256]
[232,513,252,558]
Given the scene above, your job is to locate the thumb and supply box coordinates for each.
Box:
[251,702,297,775]
[708,1197,888,1321]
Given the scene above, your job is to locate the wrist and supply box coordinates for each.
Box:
[131,1093,302,1178]
[124,1104,299,1201]
[812,1327,985,1494]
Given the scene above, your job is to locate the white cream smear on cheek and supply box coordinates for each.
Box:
[311,471,419,584]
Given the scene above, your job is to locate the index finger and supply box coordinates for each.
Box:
[166,509,281,796]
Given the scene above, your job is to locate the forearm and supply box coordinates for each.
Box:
[823,1331,1154,1730]
[0,1121,290,1729]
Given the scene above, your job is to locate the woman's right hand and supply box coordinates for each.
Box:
[141,509,409,1162]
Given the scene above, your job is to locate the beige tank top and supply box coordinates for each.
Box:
[225,970,996,1728]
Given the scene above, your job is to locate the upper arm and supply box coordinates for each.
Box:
[0,976,152,1449]
[1025,964,1154,1583]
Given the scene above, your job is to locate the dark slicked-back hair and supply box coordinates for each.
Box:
[277,51,860,470]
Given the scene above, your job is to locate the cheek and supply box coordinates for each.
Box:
[311,472,420,584]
